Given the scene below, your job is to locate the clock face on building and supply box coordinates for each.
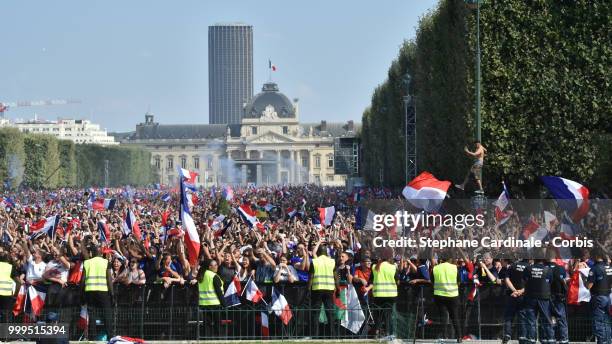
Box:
[261,105,278,120]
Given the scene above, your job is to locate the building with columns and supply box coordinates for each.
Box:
[115,82,359,186]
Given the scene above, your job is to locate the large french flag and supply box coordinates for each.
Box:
[238,204,264,232]
[271,287,293,325]
[318,206,336,226]
[567,267,591,305]
[540,176,589,222]
[92,198,116,211]
[223,276,242,307]
[180,170,200,266]
[29,215,59,240]
[179,168,198,191]
[402,172,451,212]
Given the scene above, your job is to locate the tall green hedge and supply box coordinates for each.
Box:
[0,128,155,189]
[361,0,611,195]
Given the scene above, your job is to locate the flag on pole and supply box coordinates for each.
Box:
[91,198,117,211]
[494,182,511,225]
[340,285,365,334]
[318,206,336,226]
[271,287,293,325]
[245,280,263,303]
[402,172,451,212]
[260,311,270,337]
[122,208,141,239]
[269,60,277,72]
[223,276,242,307]
[29,215,59,240]
[180,169,200,266]
[238,203,264,232]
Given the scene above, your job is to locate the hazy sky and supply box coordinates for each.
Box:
[1,0,438,132]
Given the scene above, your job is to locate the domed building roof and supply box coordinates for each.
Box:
[243,82,295,119]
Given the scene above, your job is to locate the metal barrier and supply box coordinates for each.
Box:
[0,282,607,341]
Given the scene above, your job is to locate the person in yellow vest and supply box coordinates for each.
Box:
[309,239,337,338]
[370,248,398,338]
[197,259,224,338]
[0,252,15,323]
[432,253,462,343]
[81,245,113,339]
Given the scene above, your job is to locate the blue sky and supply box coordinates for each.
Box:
[0,0,438,132]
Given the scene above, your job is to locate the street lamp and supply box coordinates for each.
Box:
[465,0,482,142]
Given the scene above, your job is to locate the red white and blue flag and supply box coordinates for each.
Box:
[78,305,89,330]
[223,276,242,307]
[29,215,59,240]
[179,168,198,190]
[540,176,589,222]
[98,219,111,243]
[238,203,264,232]
[402,172,451,212]
[318,206,335,226]
[271,287,293,325]
[494,182,512,226]
[179,169,200,266]
[108,336,145,344]
[13,284,47,319]
[260,311,270,337]
[91,198,116,211]
[122,208,141,239]
[245,280,263,303]
[567,267,590,305]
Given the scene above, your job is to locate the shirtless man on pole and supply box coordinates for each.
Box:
[456,141,486,192]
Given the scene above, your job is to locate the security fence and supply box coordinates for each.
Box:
[1,282,605,341]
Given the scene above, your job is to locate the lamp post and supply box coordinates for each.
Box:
[466,0,482,142]
[403,95,410,183]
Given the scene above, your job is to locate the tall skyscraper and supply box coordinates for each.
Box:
[208,23,253,124]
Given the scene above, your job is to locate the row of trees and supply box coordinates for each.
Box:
[0,128,156,189]
[360,0,611,196]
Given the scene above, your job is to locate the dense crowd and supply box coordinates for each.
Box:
[0,184,610,341]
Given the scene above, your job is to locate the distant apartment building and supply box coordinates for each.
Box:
[0,118,118,145]
[208,23,253,124]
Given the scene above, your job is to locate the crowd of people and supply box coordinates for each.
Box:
[0,183,610,342]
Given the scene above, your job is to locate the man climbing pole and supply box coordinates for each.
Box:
[456,141,486,193]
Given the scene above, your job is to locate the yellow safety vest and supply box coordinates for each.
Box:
[0,262,14,296]
[311,255,336,291]
[372,261,397,297]
[433,262,459,297]
[84,256,109,292]
[199,270,223,306]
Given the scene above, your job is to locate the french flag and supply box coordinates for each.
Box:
[98,219,111,243]
[223,276,242,307]
[468,276,481,302]
[567,267,591,305]
[222,185,234,201]
[13,284,47,318]
[260,312,270,337]
[91,198,116,211]
[402,172,451,212]
[521,217,548,244]
[238,204,264,232]
[78,305,89,330]
[245,280,263,304]
[108,336,146,344]
[122,208,141,239]
[318,206,336,226]
[540,176,589,222]
[271,287,293,325]
[494,182,512,225]
[29,215,59,240]
[161,193,171,202]
[287,207,298,218]
[179,168,198,190]
[180,170,200,266]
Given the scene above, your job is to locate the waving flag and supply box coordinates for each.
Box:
[567,267,591,305]
[78,305,89,330]
[287,207,298,218]
[271,287,293,325]
[122,208,141,239]
[13,284,47,318]
[340,285,365,334]
[161,193,171,202]
[222,185,234,201]
[29,215,59,240]
[108,336,145,344]
[98,220,111,243]
[245,280,263,303]
[494,182,512,225]
[260,312,270,337]
[223,276,242,307]
[540,176,589,222]
[180,170,200,266]
[402,172,451,212]
[521,217,548,245]
[92,198,116,211]
[179,168,198,190]
[318,206,336,226]
[238,204,264,232]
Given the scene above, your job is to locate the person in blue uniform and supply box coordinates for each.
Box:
[586,251,612,344]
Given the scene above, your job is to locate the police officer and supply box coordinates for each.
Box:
[371,248,398,338]
[198,259,224,338]
[432,253,462,343]
[586,251,612,344]
[0,252,15,323]
[545,251,568,344]
[516,255,554,344]
[502,258,529,344]
[310,240,337,337]
[82,245,114,339]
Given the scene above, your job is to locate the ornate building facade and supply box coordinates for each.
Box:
[117,82,359,186]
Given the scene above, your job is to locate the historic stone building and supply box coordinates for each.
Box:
[117,82,359,187]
